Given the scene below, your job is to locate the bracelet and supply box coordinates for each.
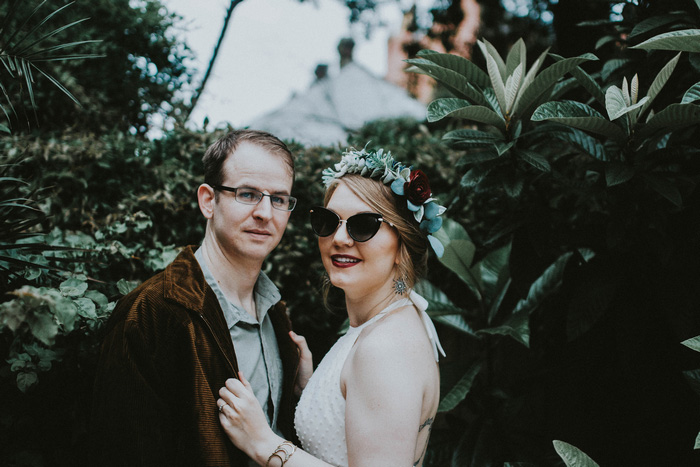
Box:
[266,440,297,467]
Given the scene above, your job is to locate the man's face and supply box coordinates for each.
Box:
[203,142,293,265]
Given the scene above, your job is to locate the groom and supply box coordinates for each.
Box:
[92,129,301,466]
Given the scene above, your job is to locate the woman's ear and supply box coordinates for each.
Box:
[197,184,215,219]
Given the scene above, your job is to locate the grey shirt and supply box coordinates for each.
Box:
[195,247,284,435]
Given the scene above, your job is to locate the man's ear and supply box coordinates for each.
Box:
[197,184,215,219]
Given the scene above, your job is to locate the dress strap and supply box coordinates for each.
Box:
[408,290,446,362]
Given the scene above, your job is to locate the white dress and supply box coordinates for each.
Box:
[294,290,445,467]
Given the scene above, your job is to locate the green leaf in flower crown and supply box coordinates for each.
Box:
[438,362,483,412]
[553,440,600,467]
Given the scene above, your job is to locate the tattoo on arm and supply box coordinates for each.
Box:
[413,417,435,466]
[418,417,434,432]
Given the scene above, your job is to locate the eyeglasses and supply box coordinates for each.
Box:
[309,206,394,242]
[212,185,297,211]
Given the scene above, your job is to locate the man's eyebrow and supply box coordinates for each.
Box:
[239,184,291,196]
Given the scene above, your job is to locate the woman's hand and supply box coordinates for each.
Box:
[290,331,313,396]
[218,372,279,461]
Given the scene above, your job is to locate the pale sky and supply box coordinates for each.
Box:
[162,0,405,130]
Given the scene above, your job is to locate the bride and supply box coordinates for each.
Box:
[217,147,446,466]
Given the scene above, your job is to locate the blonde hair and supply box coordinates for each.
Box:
[323,174,429,289]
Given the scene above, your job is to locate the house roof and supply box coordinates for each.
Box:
[248,61,426,146]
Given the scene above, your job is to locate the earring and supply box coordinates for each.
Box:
[393,276,408,295]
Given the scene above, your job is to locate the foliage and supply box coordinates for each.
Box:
[0,0,194,135]
[403,2,700,466]
[0,0,101,133]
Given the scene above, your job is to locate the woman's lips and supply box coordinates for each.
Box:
[331,254,361,268]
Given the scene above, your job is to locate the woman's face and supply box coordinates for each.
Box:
[319,182,400,298]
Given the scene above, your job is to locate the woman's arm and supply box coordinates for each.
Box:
[343,327,428,467]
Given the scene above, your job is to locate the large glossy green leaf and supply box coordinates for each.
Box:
[427,98,470,122]
[512,252,573,316]
[551,53,605,106]
[438,362,483,412]
[461,164,496,188]
[428,98,506,130]
[553,440,600,467]
[682,82,700,103]
[416,49,490,87]
[414,280,477,336]
[406,59,489,106]
[505,38,526,79]
[639,103,700,138]
[478,41,507,113]
[683,369,700,397]
[457,148,503,164]
[514,53,598,117]
[433,218,480,299]
[549,127,609,161]
[639,52,681,117]
[476,243,511,305]
[601,58,631,81]
[628,13,689,39]
[681,335,700,352]
[443,129,501,148]
[504,63,523,114]
[642,173,683,207]
[532,101,627,142]
[605,162,635,187]
[518,149,551,172]
[478,39,507,81]
[477,308,530,347]
[631,29,700,52]
[605,85,649,121]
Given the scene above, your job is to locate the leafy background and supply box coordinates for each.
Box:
[2,1,700,466]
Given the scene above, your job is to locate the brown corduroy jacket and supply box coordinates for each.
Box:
[91,246,300,466]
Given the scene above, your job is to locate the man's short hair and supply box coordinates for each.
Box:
[202,129,295,188]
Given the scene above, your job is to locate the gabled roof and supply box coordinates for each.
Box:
[249,61,426,146]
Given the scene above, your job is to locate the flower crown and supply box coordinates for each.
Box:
[322,146,446,257]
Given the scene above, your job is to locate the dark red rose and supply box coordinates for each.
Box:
[404,169,431,205]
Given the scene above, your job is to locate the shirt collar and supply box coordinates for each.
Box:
[195,247,281,328]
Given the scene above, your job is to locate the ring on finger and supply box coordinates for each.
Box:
[218,403,228,413]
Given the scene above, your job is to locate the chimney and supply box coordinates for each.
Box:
[337,38,355,68]
[314,63,328,81]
